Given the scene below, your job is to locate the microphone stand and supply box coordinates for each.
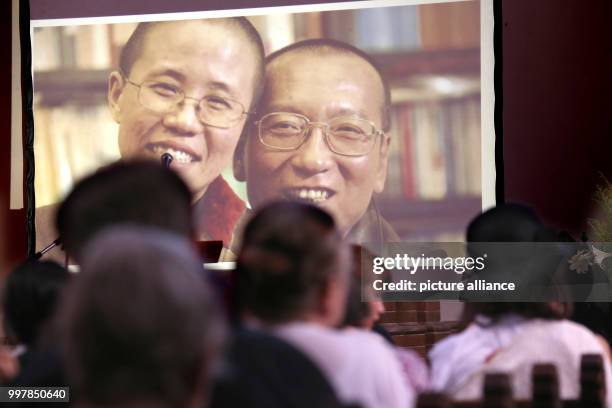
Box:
[32,237,62,260]
[161,153,173,168]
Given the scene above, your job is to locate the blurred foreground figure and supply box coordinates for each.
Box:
[234,201,414,408]
[57,227,225,408]
[56,160,193,263]
[0,260,70,382]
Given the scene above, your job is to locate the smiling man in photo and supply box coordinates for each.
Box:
[233,39,398,249]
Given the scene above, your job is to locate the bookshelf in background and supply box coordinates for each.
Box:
[377,82,481,240]
[314,2,482,241]
[32,24,129,205]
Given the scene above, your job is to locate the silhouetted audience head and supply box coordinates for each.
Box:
[342,245,384,329]
[57,227,224,408]
[56,160,192,262]
[236,201,349,326]
[3,260,70,347]
[467,203,556,242]
[464,203,571,322]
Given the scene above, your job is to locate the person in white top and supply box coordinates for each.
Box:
[235,202,415,408]
[430,303,612,406]
[431,204,612,405]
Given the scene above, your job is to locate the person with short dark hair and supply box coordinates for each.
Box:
[3,260,70,348]
[57,226,225,408]
[342,245,429,393]
[234,201,413,408]
[232,39,398,253]
[36,17,266,258]
[1,259,70,378]
[55,160,192,262]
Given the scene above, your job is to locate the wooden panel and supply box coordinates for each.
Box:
[417,301,441,311]
[417,310,441,323]
[396,310,418,323]
[394,333,426,347]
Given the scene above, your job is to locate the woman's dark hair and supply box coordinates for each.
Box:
[467,203,557,243]
[3,260,70,346]
[235,202,344,324]
[463,203,571,323]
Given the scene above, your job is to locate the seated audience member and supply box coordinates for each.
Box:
[232,39,398,253]
[56,227,225,408]
[0,260,70,382]
[343,245,429,393]
[5,162,195,391]
[209,326,344,408]
[234,202,414,408]
[36,17,266,255]
[429,204,612,404]
[55,160,192,263]
[430,302,612,403]
[343,246,388,331]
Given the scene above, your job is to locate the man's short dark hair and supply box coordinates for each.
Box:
[119,18,265,110]
[56,160,192,261]
[235,201,345,323]
[58,226,224,407]
[3,260,70,346]
[265,38,392,132]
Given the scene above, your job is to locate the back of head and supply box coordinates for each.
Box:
[56,160,192,262]
[467,203,556,242]
[236,201,347,324]
[3,260,70,346]
[464,203,569,321]
[57,226,224,407]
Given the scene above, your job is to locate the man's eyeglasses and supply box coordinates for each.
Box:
[122,73,250,129]
[256,112,383,157]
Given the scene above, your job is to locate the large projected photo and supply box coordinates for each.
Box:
[30,0,488,259]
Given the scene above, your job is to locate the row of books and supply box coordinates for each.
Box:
[32,6,421,73]
[32,24,136,71]
[34,104,119,207]
[323,6,421,52]
[383,96,482,201]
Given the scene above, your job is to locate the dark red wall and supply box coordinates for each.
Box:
[502,0,612,235]
[2,0,611,270]
[1,1,24,273]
